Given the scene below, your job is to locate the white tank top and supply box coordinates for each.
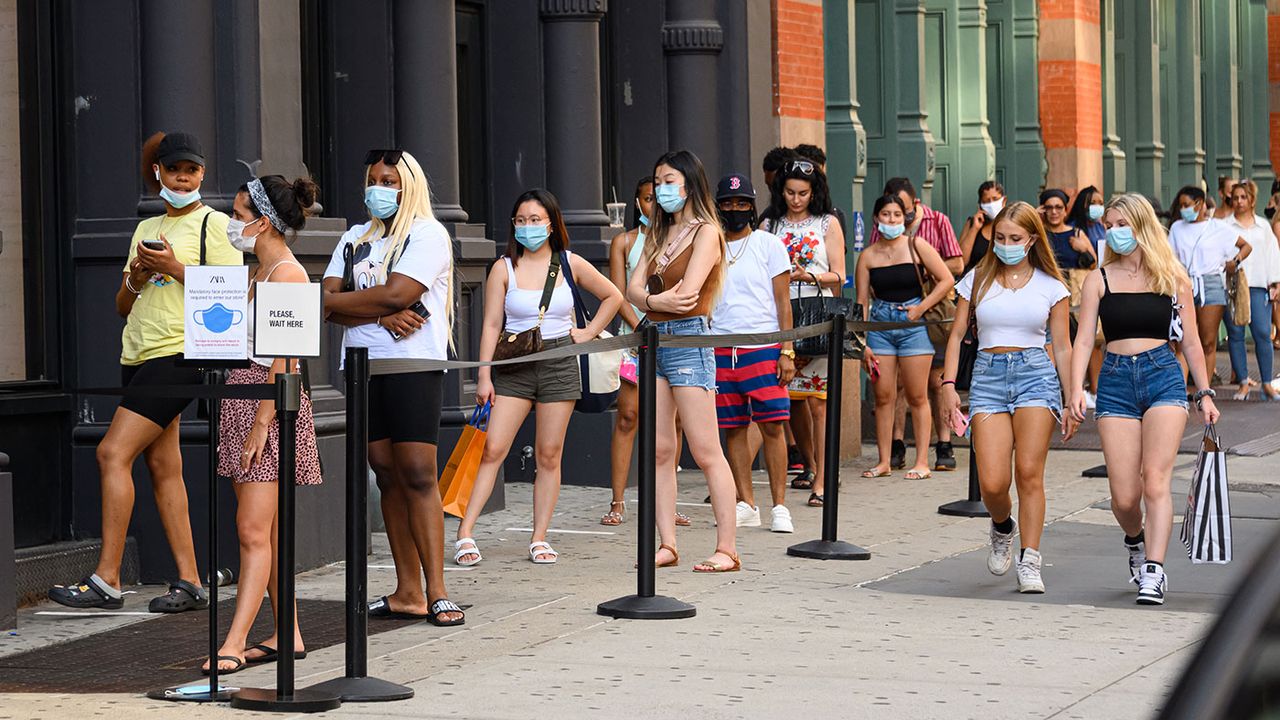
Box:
[765,214,836,299]
[503,254,575,340]
[247,259,307,367]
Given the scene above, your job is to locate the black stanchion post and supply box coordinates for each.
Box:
[310,348,413,702]
[598,323,696,619]
[233,368,341,713]
[937,433,989,517]
[788,315,871,560]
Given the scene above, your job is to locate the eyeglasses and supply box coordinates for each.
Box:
[512,215,547,226]
[787,160,815,175]
[364,149,404,166]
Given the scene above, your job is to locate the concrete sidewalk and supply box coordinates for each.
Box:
[2,444,1275,719]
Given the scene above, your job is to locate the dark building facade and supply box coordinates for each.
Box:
[0,0,775,610]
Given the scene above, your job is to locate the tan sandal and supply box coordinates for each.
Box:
[674,512,691,527]
[600,501,625,526]
[693,549,741,573]
[656,543,680,568]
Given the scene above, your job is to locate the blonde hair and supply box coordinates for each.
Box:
[1102,193,1187,298]
[1231,179,1258,211]
[356,151,455,348]
[970,201,1065,307]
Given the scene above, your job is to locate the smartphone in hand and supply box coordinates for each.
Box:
[141,239,166,251]
[950,408,970,438]
[387,300,430,341]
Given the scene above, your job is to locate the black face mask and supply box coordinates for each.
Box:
[719,208,755,233]
[904,208,918,226]
[1266,207,1276,220]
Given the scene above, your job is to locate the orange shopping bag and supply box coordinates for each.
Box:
[440,402,489,518]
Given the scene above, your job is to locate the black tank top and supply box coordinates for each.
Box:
[1097,267,1172,342]
[869,263,924,303]
[965,225,992,274]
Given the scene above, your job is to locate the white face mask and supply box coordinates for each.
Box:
[226,218,262,253]
[980,198,1005,219]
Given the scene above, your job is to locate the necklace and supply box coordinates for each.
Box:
[726,234,751,266]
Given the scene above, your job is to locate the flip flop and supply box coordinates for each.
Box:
[861,468,890,478]
[426,598,466,627]
[368,596,432,621]
[791,471,815,489]
[202,655,245,676]
[244,643,308,665]
[807,492,824,507]
[904,469,933,480]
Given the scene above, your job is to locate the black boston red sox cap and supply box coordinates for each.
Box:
[716,173,756,201]
[156,132,205,166]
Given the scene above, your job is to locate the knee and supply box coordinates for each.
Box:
[535,443,563,470]
[96,439,132,472]
[1141,475,1171,504]
[480,442,509,467]
[1013,464,1044,492]
[906,391,929,409]
[758,422,784,439]
[370,461,396,491]
[398,463,440,495]
[1110,493,1141,516]
[614,407,638,434]
[237,519,272,550]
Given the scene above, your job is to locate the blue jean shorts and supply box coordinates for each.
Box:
[866,298,935,357]
[968,348,1062,416]
[653,316,716,391]
[1095,344,1188,420]
[1193,272,1227,307]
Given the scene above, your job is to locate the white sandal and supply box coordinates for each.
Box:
[454,538,482,566]
[528,541,559,564]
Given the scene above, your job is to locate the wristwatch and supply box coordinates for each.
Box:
[779,348,796,360]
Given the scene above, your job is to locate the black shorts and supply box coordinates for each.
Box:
[368,371,444,445]
[119,354,203,428]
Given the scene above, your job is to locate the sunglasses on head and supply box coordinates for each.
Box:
[788,160,815,175]
[365,149,404,167]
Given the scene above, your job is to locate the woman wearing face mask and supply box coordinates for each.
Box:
[601,178,688,527]
[49,132,241,613]
[460,189,622,565]
[322,150,464,626]
[1168,185,1251,386]
[1040,189,1097,308]
[202,175,322,674]
[959,181,1005,272]
[626,149,740,572]
[758,159,846,506]
[1068,194,1220,606]
[940,202,1074,594]
[1224,180,1280,400]
[857,194,955,480]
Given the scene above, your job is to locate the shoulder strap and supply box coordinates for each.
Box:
[534,252,561,327]
[1099,266,1111,294]
[199,209,212,265]
[908,236,929,293]
[560,250,592,328]
[262,258,305,281]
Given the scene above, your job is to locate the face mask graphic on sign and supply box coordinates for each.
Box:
[194,303,244,333]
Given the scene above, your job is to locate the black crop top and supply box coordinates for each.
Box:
[1097,267,1173,342]
[869,263,924,303]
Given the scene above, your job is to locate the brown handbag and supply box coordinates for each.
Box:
[909,236,956,345]
[492,252,562,362]
[1228,267,1251,327]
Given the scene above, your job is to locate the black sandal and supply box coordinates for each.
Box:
[202,655,245,676]
[245,643,308,665]
[427,598,465,627]
[368,595,431,621]
[808,492,824,507]
[148,579,208,613]
[791,470,814,490]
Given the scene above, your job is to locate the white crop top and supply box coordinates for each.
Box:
[503,254,575,340]
[956,268,1070,351]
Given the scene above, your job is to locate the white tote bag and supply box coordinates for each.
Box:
[1180,425,1233,564]
[586,329,623,394]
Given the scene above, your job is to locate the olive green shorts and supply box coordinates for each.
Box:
[492,335,582,404]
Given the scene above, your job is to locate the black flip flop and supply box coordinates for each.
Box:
[426,599,465,627]
[244,643,308,665]
[148,579,208,613]
[791,471,814,490]
[202,655,245,676]
[808,492,824,507]
[368,595,432,621]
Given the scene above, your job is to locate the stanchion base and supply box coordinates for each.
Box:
[307,675,414,702]
[1081,464,1108,478]
[597,594,696,619]
[786,539,871,560]
[937,499,990,518]
[230,687,341,713]
[145,683,235,703]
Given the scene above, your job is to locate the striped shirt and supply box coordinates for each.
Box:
[869,203,961,258]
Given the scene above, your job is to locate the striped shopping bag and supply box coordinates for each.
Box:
[1180,425,1233,564]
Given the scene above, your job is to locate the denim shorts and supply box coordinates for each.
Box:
[866,298,935,357]
[1193,272,1227,307]
[1095,344,1188,420]
[653,316,716,391]
[968,348,1062,416]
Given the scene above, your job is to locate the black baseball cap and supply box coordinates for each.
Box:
[156,132,205,166]
[716,173,755,201]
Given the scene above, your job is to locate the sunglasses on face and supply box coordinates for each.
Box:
[787,160,815,175]
[364,148,404,167]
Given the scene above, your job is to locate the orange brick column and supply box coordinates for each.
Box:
[1270,0,1280,173]
[1038,0,1103,191]
[772,0,825,146]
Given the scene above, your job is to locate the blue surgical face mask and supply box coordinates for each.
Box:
[1180,206,1200,224]
[1106,226,1138,255]
[878,222,905,239]
[638,213,650,227]
[1088,204,1105,221]
[993,242,1028,265]
[656,183,686,213]
[158,180,201,209]
[514,224,550,251]
[364,185,400,219]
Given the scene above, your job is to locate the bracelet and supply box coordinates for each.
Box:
[644,293,652,311]
[124,275,142,295]
[940,380,956,386]
[376,316,384,328]
[1193,388,1216,403]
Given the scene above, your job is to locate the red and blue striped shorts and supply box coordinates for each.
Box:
[714,344,791,428]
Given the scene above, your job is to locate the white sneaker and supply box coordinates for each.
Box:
[770,505,794,533]
[1125,537,1146,581]
[1136,562,1167,605]
[988,520,1017,575]
[735,501,761,527]
[1084,391,1097,410]
[1016,548,1045,593]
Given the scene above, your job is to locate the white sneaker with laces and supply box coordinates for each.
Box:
[988,520,1017,575]
[1136,562,1167,605]
[735,501,761,528]
[1016,548,1045,593]
[770,505,794,533]
[1125,538,1146,580]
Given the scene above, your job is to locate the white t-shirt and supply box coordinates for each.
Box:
[1227,214,1280,289]
[323,218,452,365]
[1168,218,1238,278]
[711,229,792,344]
[956,268,1069,351]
